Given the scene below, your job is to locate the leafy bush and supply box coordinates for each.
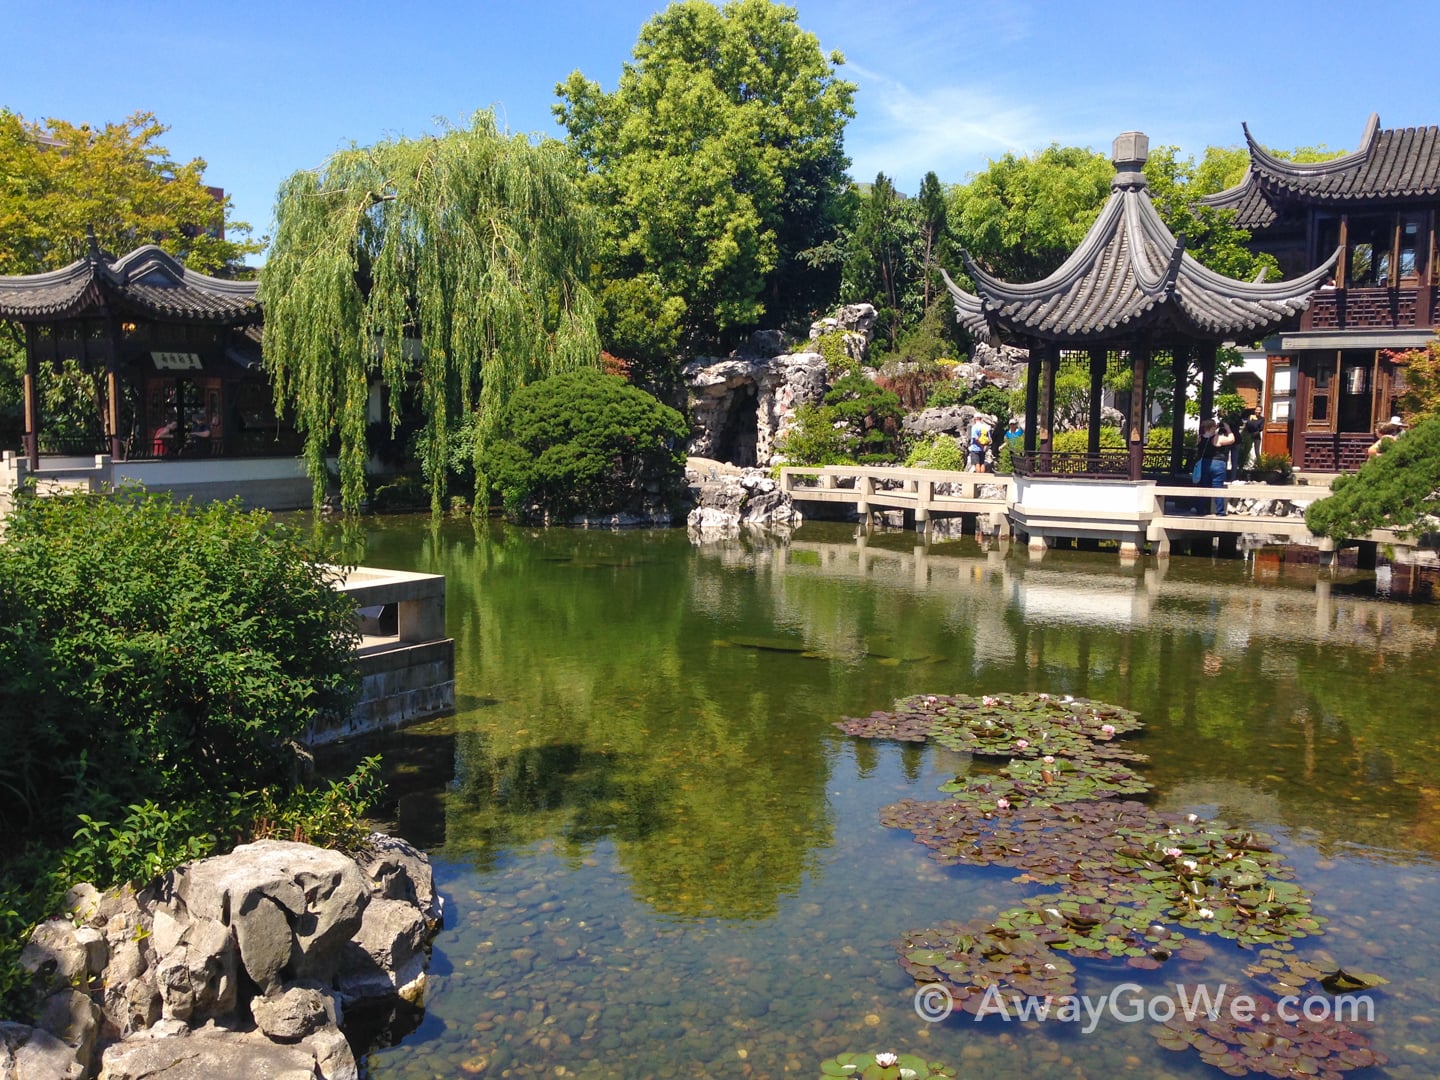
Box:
[1306,414,1440,538]
[904,434,966,471]
[479,368,689,523]
[0,489,359,839]
[779,371,903,466]
[1052,426,1125,453]
[0,490,374,1019]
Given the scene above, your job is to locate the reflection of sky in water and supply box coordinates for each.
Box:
[348,518,1440,1078]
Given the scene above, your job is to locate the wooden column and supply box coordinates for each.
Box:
[1197,341,1217,425]
[1087,348,1106,459]
[1039,344,1058,472]
[1023,348,1040,459]
[1170,345,1189,474]
[1417,208,1434,325]
[23,327,40,471]
[105,318,123,460]
[1128,345,1149,480]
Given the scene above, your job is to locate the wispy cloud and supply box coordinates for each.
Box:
[843,63,1055,191]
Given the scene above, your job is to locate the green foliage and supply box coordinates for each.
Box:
[961,384,1012,422]
[0,489,359,839]
[949,145,1112,282]
[840,173,917,349]
[556,0,856,347]
[1306,415,1440,538]
[261,110,600,514]
[595,275,687,388]
[478,368,689,523]
[874,297,966,370]
[779,370,902,465]
[1143,146,1278,281]
[1391,340,1440,418]
[0,109,261,276]
[903,434,965,471]
[1052,426,1125,454]
[805,329,857,379]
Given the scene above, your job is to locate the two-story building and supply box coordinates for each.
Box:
[1203,114,1439,470]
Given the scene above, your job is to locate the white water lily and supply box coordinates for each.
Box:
[874,1052,898,1068]
[1182,859,1198,872]
[1197,907,1215,919]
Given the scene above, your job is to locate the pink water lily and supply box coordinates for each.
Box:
[995,797,1011,810]
[1100,723,1117,737]
[1042,755,1055,765]
[1014,738,1030,750]
[1164,847,1183,859]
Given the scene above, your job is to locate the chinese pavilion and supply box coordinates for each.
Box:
[0,239,280,469]
[945,132,1339,480]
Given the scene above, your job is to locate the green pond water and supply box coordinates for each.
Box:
[328,519,1440,1079]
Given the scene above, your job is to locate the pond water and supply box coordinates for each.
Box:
[328,519,1440,1079]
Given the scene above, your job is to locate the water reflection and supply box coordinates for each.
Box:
[336,518,1440,1077]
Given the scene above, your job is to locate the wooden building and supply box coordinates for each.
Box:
[945,132,1337,480]
[0,239,294,470]
[1203,114,1440,469]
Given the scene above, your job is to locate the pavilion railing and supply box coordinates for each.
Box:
[1010,451,1177,478]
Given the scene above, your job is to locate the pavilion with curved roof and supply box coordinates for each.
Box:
[944,132,1340,480]
[0,237,267,468]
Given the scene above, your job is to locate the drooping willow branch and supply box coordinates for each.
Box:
[260,111,600,513]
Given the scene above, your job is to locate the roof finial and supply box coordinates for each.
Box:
[1111,132,1149,192]
[85,224,104,262]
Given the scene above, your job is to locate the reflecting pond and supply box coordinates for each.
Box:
[329,519,1440,1079]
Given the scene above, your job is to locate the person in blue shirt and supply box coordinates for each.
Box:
[968,417,991,473]
[1003,417,1024,463]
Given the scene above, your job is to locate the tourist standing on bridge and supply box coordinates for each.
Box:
[968,416,991,473]
[1195,419,1235,515]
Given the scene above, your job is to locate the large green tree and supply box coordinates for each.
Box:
[555,0,855,350]
[1306,414,1440,539]
[0,109,261,276]
[260,111,600,513]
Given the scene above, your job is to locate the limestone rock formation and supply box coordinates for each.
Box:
[16,835,438,1080]
[686,462,803,537]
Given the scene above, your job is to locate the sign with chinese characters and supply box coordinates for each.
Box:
[151,352,204,371]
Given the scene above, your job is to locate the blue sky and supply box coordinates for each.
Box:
[7,0,1438,263]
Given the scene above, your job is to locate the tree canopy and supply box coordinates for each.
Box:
[260,111,600,513]
[0,110,261,276]
[555,0,855,350]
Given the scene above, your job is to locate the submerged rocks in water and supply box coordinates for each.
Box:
[15,835,439,1080]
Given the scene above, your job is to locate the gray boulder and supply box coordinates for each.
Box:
[0,1021,85,1079]
[18,920,90,997]
[339,899,429,1006]
[34,989,103,1077]
[354,834,441,930]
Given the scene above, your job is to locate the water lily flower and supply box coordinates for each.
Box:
[1164,847,1183,859]
[995,798,1010,810]
[1197,908,1215,920]
[1186,813,1199,823]
[874,1052,898,1068]
[982,695,998,706]
[1062,694,1074,703]
[1038,693,1049,700]
[1042,755,1055,765]
[1100,723,1117,737]
[1181,859,1198,872]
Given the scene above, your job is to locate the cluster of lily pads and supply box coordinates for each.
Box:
[816,1051,956,1079]
[836,692,1388,1079]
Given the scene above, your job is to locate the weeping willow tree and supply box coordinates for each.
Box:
[260,111,600,512]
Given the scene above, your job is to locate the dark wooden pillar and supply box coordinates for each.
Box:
[1197,341,1217,425]
[1023,348,1040,458]
[1170,345,1190,474]
[1039,344,1058,472]
[23,327,40,471]
[1417,208,1434,326]
[1128,345,1149,480]
[1087,348,1106,458]
[105,317,122,460]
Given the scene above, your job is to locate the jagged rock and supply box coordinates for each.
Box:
[97,1027,319,1080]
[339,898,429,1006]
[686,470,803,536]
[0,1021,85,1079]
[809,303,877,364]
[354,834,441,930]
[251,984,338,1042]
[684,353,827,467]
[163,840,369,990]
[153,917,236,1023]
[902,405,997,438]
[19,920,90,997]
[35,989,103,1077]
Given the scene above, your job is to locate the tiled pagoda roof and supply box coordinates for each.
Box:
[945,132,1338,346]
[0,243,259,323]
[1202,114,1440,229]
